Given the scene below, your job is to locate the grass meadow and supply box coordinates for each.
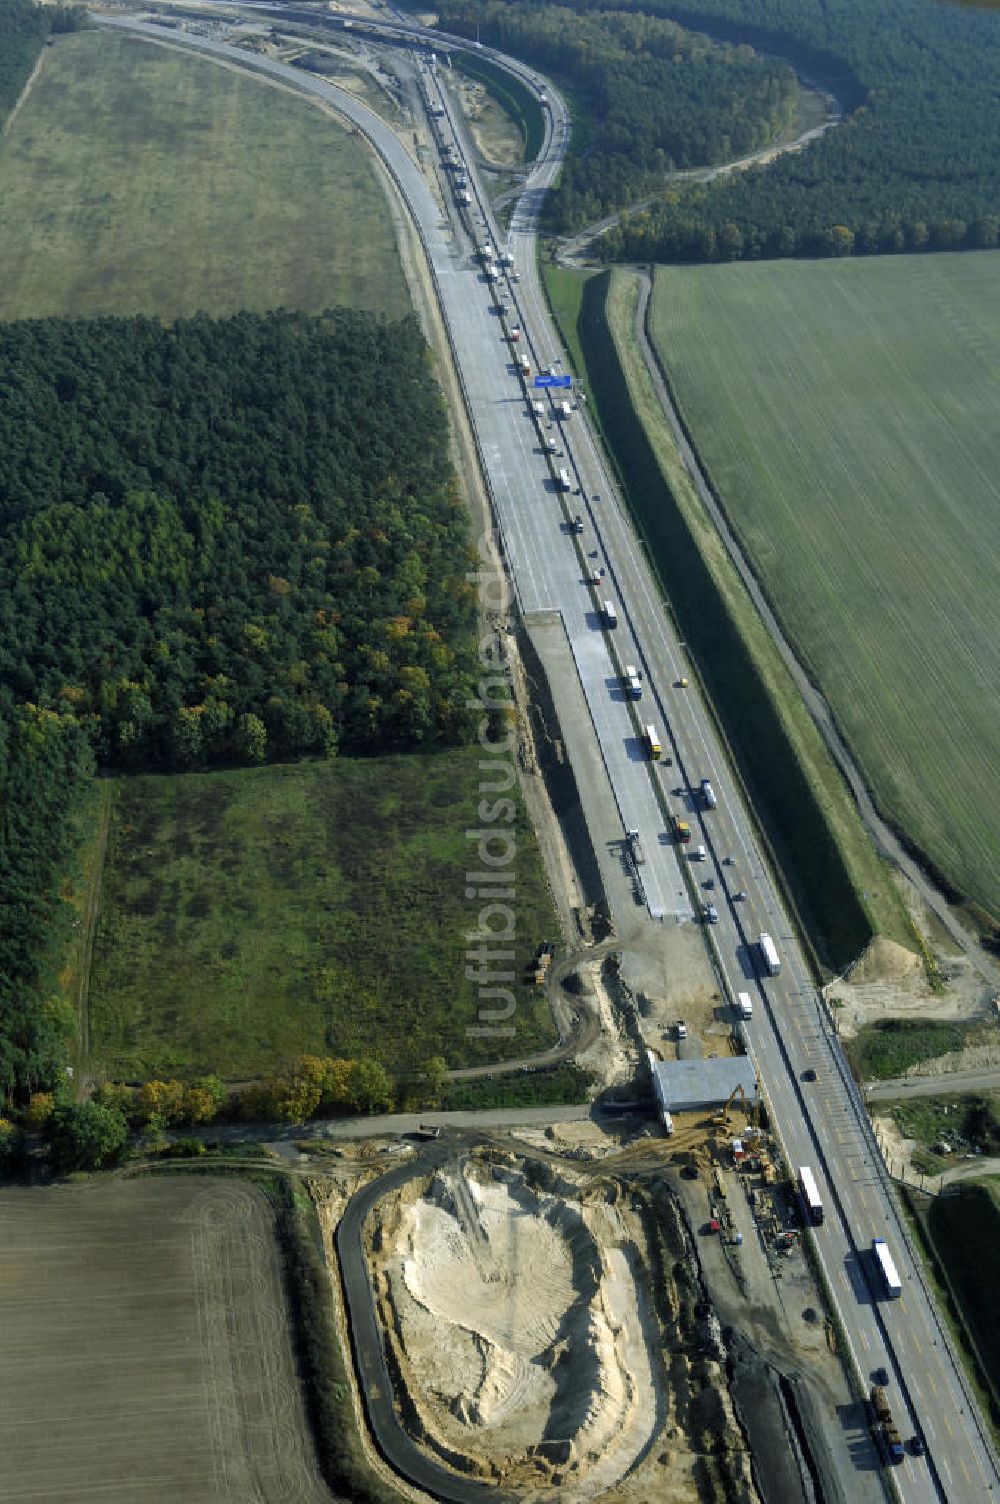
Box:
[650,255,1000,922]
[0,30,409,320]
[88,752,558,1081]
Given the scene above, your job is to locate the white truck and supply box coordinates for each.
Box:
[735,991,753,1020]
[556,400,571,420]
[557,466,572,491]
[622,664,642,700]
[700,778,717,809]
[872,1237,902,1299]
[758,933,781,976]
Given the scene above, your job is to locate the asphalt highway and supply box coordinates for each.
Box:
[96,14,1000,1499]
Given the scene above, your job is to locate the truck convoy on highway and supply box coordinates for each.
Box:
[872,1237,903,1298]
[870,1386,905,1463]
[758,932,781,975]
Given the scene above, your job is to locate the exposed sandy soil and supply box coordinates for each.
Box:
[0,1177,328,1504]
[369,1152,679,1499]
[453,77,523,169]
[828,929,998,1047]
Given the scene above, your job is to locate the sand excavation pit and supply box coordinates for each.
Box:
[369,1154,664,1497]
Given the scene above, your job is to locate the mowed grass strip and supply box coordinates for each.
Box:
[651,255,1000,920]
[0,30,409,320]
[89,752,558,1080]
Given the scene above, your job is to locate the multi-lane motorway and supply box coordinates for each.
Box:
[98,11,999,1499]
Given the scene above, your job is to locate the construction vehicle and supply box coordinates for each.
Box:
[672,815,691,844]
[870,1387,905,1463]
[713,1082,749,1127]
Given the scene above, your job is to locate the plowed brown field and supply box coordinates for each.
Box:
[0,1177,329,1503]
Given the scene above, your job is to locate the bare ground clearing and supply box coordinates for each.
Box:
[0,1178,327,1504]
[362,1149,712,1491]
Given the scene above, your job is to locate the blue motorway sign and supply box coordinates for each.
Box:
[534,373,573,389]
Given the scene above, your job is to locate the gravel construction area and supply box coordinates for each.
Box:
[369,1154,667,1498]
[0,1178,327,1504]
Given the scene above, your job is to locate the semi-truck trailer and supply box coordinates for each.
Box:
[601,600,618,629]
[870,1387,905,1463]
[758,933,781,975]
[872,1237,902,1298]
[643,725,662,760]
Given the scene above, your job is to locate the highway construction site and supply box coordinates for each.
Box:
[319,1060,860,1504]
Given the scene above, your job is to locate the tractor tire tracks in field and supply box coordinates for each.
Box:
[631,268,1000,990]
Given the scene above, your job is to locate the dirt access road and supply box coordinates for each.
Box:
[554,78,842,264]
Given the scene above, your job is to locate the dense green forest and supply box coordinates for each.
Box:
[439,0,796,231]
[597,0,1000,260]
[0,706,93,1105]
[0,0,49,121]
[0,0,87,126]
[0,310,479,769]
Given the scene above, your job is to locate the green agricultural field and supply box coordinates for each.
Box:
[88,752,558,1080]
[651,255,1000,922]
[0,30,409,320]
